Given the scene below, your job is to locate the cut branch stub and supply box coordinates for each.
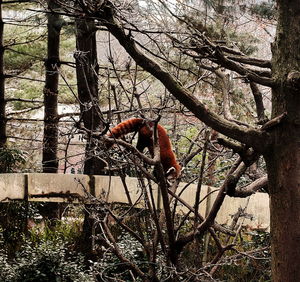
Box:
[287,71,300,90]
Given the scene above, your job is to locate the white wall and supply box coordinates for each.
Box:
[0,173,270,230]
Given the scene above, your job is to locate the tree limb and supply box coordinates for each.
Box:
[230,176,268,198]
[213,47,274,87]
[227,55,271,69]
[99,6,271,152]
[101,219,147,280]
[217,137,260,166]
[249,82,268,124]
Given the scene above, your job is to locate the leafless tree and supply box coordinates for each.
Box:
[93,1,300,280]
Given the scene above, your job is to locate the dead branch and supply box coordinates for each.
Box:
[194,130,209,218]
[5,98,43,103]
[214,69,234,121]
[174,156,259,252]
[227,55,271,69]
[100,5,271,152]
[101,218,148,280]
[213,47,274,87]
[249,82,268,124]
[217,137,260,166]
[231,176,268,197]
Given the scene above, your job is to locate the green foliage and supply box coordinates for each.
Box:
[57,32,77,104]
[177,126,200,154]
[250,1,276,20]
[96,232,144,280]
[29,215,83,245]
[227,31,259,56]
[94,232,168,281]
[215,230,271,281]
[4,20,47,73]
[9,76,44,110]
[0,146,26,173]
[0,202,39,259]
[0,204,92,281]
[0,239,93,282]
[5,40,46,73]
[0,202,271,281]
[3,2,38,11]
[5,14,77,109]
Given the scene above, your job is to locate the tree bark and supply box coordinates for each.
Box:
[42,0,62,173]
[75,17,105,175]
[39,1,64,222]
[75,16,105,261]
[0,0,6,147]
[265,1,300,281]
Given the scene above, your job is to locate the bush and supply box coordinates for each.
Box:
[250,1,276,20]
[214,230,271,281]
[0,147,26,173]
[0,239,94,282]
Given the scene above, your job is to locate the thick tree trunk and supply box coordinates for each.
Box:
[75,17,105,260]
[266,143,300,281]
[42,0,62,173]
[266,1,300,280]
[75,18,105,175]
[0,1,6,147]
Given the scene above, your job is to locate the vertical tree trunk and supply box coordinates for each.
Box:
[266,143,300,281]
[40,0,63,221]
[0,0,6,147]
[266,1,300,280]
[75,17,105,260]
[75,18,105,175]
[42,0,62,173]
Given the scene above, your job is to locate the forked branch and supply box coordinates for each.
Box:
[99,4,271,152]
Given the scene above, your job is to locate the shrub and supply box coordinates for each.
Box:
[0,239,94,282]
[0,147,26,173]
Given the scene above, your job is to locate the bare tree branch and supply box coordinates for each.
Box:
[227,55,271,69]
[214,69,234,120]
[213,47,274,87]
[5,98,43,103]
[99,6,271,152]
[101,218,147,280]
[249,82,268,124]
[174,151,260,252]
[231,176,268,198]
